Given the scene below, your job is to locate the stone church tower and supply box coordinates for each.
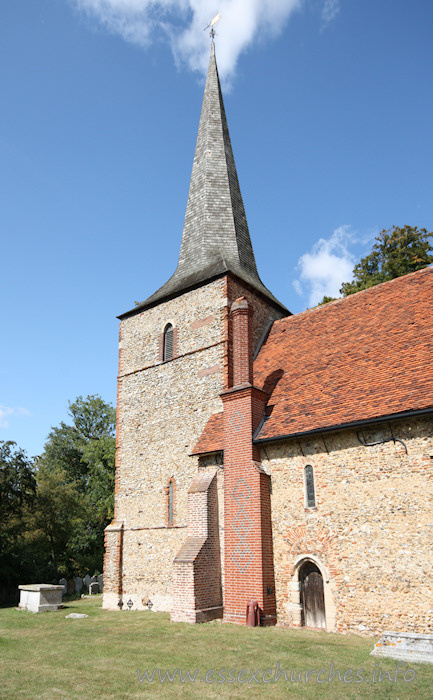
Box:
[103,44,287,614]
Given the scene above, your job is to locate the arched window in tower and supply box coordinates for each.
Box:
[163,324,173,361]
[304,465,316,508]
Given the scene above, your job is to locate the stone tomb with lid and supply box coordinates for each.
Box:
[18,584,64,613]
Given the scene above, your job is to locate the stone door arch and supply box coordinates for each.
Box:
[289,555,337,632]
[299,561,325,629]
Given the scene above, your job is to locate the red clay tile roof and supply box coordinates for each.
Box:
[192,412,223,455]
[192,267,433,453]
[254,266,433,441]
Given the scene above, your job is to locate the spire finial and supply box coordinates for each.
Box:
[204,12,221,44]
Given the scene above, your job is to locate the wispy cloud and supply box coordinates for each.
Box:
[293,225,356,306]
[71,0,304,78]
[0,405,30,429]
[321,0,340,28]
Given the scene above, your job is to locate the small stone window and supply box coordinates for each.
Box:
[163,324,173,362]
[304,465,316,508]
[166,478,175,527]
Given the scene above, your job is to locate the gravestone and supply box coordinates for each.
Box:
[83,574,91,591]
[67,579,75,595]
[89,582,99,595]
[75,577,83,595]
[98,574,103,592]
[59,578,67,596]
[371,631,433,664]
[90,575,98,585]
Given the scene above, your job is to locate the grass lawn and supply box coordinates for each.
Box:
[1,596,432,699]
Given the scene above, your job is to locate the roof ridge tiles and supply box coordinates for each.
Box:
[268,265,433,331]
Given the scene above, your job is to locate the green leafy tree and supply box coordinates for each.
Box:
[318,295,337,306]
[0,441,36,516]
[0,441,36,595]
[340,225,433,296]
[27,466,85,580]
[35,395,116,578]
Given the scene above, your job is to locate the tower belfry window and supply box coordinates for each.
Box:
[163,324,173,361]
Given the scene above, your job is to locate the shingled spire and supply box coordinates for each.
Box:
[129,44,286,314]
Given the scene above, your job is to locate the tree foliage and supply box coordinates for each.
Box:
[28,466,85,581]
[0,441,36,518]
[0,396,116,601]
[317,225,433,305]
[35,395,116,578]
[318,295,337,306]
[0,441,37,592]
[340,225,433,296]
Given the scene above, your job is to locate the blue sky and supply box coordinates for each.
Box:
[1,0,432,458]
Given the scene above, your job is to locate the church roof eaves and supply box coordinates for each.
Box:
[253,406,433,445]
[118,264,289,319]
[192,405,433,456]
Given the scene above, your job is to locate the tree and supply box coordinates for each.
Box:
[0,441,36,517]
[35,395,116,578]
[318,295,337,306]
[340,225,433,296]
[0,442,36,596]
[27,466,85,580]
[0,397,116,600]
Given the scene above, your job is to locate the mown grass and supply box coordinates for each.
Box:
[1,596,432,699]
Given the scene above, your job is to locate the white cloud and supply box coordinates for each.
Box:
[0,405,30,429]
[321,0,340,28]
[294,225,356,307]
[71,0,303,78]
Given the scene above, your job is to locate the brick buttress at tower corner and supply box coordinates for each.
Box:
[221,297,276,625]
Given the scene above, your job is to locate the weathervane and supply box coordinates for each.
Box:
[204,12,221,43]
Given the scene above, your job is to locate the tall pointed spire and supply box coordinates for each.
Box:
[132,44,287,312]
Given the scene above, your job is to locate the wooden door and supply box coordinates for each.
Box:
[302,569,325,629]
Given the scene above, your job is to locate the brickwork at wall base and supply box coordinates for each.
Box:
[102,592,121,610]
[261,614,277,627]
[223,611,276,626]
[171,605,224,624]
[103,592,173,611]
[224,612,248,625]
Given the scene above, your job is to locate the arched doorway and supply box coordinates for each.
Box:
[299,561,325,629]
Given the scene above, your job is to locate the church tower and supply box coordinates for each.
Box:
[103,44,287,615]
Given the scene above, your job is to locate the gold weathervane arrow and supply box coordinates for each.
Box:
[204,12,222,42]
